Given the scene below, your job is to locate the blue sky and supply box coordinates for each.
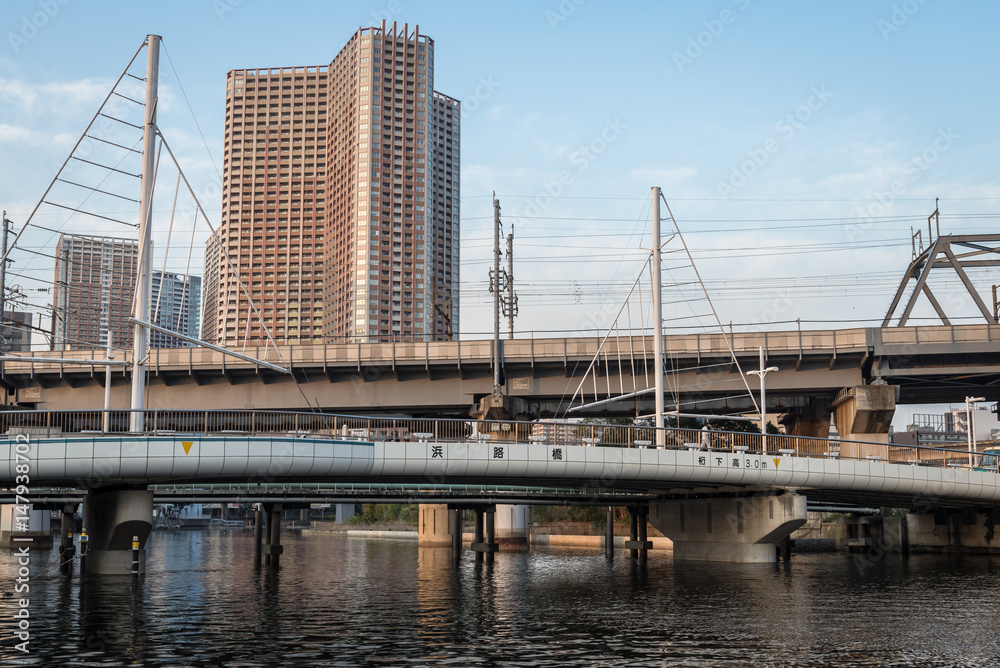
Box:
[1,1,998,423]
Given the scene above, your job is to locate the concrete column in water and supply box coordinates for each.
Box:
[471,505,498,558]
[605,507,615,560]
[253,507,263,568]
[624,506,652,561]
[495,504,530,551]
[451,508,463,558]
[60,502,76,574]
[650,493,807,563]
[418,504,454,547]
[82,486,153,575]
[265,504,283,568]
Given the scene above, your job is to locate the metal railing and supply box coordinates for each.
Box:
[0,409,991,470]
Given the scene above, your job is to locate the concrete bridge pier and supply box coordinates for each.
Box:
[418,504,454,547]
[495,504,530,551]
[831,385,897,451]
[59,502,76,574]
[263,503,283,567]
[253,507,263,568]
[471,506,499,561]
[605,507,615,560]
[624,506,651,563]
[650,493,807,563]
[82,486,153,575]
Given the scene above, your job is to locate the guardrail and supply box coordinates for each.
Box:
[0,409,990,470]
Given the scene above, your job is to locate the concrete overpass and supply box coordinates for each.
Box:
[3,325,999,427]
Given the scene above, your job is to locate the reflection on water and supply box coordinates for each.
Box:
[1,530,999,666]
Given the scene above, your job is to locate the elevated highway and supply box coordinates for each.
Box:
[3,325,999,420]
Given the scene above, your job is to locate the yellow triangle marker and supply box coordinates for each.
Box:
[182,441,193,455]
[772,458,781,469]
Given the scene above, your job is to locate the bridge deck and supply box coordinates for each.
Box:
[2,410,997,509]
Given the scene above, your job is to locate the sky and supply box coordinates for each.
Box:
[0,0,998,426]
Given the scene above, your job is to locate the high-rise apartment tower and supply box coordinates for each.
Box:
[150,271,202,348]
[206,21,459,346]
[52,234,137,350]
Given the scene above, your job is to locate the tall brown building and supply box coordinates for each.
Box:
[206,21,459,346]
[53,234,137,350]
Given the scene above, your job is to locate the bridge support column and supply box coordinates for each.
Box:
[605,507,615,560]
[471,506,498,560]
[253,507,263,568]
[82,486,153,575]
[60,503,76,574]
[624,506,651,562]
[650,493,807,563]
[418,504,454,547]
[263,503,283,568]
[831,385,897,454]
[452,508,463,559]
[780,400,834,439]
[495,504,530,551]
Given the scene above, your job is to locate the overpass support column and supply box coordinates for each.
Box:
[831,385,897,455]
[650,493,807,563]
[263,503,283,568]
[605,507,615,560]
[624,506,651,562]
[60,502,77,574]
[82,485,153,575]
[471,505,498,560]
[495,504,530,551]
[253,506,263,568]
[418,504,454,547]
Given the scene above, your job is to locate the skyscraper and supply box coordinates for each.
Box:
[52,234,137,350]
[150,271,202,348]
[205,21,459,346]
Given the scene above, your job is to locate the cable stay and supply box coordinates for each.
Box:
[562,188,762,435]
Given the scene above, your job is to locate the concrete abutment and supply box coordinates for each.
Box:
[650,493,807,563]
[82,486,153,575]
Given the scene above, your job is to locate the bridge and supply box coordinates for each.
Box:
[4,409,1000,569]
[4,325,999,437]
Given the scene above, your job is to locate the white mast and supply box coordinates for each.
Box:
[130,34,159,432]
[651,186,664,447]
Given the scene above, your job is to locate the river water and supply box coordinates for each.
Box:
[1,529,999,666]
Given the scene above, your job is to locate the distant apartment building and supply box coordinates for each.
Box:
[203,21,459,346]
[151,271,202,348]
[0,311,32,352]
[52,234,137,350]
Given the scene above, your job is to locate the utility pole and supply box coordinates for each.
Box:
[490,193,502,393]
[503,228,518,339]
[0,212,10,351]
[993,285,998,324]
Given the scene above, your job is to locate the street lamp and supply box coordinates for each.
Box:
[966,396,985,467]
[748,346,778,455]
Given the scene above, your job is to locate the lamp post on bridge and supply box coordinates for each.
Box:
[748,346,778,455]
[965,396,985,467]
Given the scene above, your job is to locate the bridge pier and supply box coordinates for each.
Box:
[471,506,499,561]
[606,507,615,560]
[81,486,153,575]
[624,506,651,562]
[650,493,807,563]
[418,504,454,547]
[253,506,263,568]
[831,385,897,452]
[59,502,76,574]
[495,504,530,551]
[263,503,283,567]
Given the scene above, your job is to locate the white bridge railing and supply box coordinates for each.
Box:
[0,409,991,471]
